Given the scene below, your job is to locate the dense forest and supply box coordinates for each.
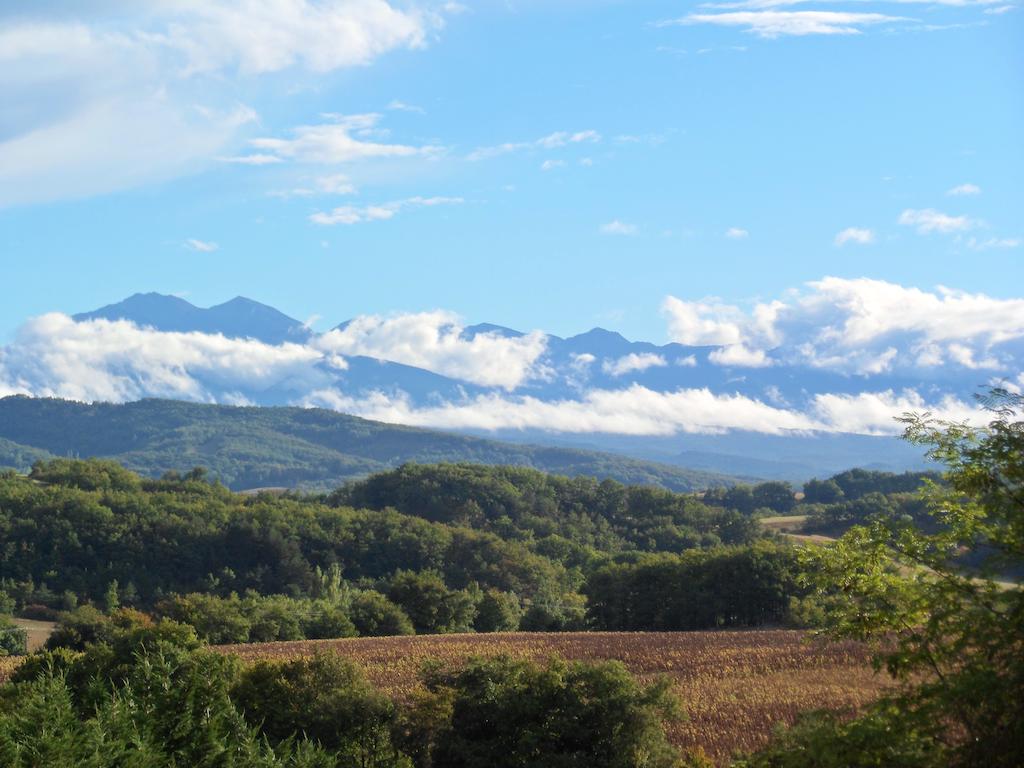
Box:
[0,396,737,492]
[0,458,937,648]
[1,392,1020,767]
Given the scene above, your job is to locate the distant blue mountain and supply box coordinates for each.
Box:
[60,293,975,480]
[74,293,312,345]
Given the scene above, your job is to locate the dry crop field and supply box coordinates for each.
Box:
[218,629,887,761]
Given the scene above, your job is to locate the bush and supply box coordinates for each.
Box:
[350,591,415,637]
[416,655,681,768]
[232,652,406,767]
[0,617,27,656]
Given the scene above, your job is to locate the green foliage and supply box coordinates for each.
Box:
[0,617,27,657]
[736,706,942,768]
[585,542,806,631]
[473,589,523,632]
[0,461,578,616]
[349,591,416,637]
[776,389,1024,767]
[414,655,682,768]
[30,457,142,492]
[386,571,480,635]
[801,477,844,504]
[232,652,406,767]
[0,646,339,767]
[337,463,760,556]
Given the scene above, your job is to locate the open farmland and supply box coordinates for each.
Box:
[217,630,887,761]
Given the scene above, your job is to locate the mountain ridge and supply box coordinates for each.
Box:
[0,396,744,492]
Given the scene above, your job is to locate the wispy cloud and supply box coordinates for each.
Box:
[658,11,910,38]
[725,227,749,239]
[239,113,439,165]
[898,208,978,234]
[601,220,638,236]
[387,99,426,114]
[602,353,668,376]
[834,227,874,246]
[467,130,600,162]
[309,196,464,225]
[0,2,445,206]
[220,154,283,166]
[946,182,981,196]
[184,238,219,253]
[967,236,1021,250]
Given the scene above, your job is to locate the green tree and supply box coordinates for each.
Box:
[0,617,27,656]
[419,655,681,768]
[473,590,523,632]
[792,389,1024,767]
[386,571,478,634]
[232,652,406,767]
[349,591,415,637]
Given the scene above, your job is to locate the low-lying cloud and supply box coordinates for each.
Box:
[302,385,982,437]
[662,276,1024,374]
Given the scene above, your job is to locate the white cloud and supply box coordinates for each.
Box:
[0,306,997,440]
[659,11,910,38]
[709,344,773,368]
[703,0,1001,8]
[245,113,438,165]
[310,196,463,225]
[158,0,436,76]
[809,390,980,436]
[467,130,600,162]
[274,173,359,198]
[834,227,874,246]
[541,159,566,171]
[967,236,1020,251]
[899,208,977,234]
[302,384,821,435]
[947,182,981,196]
[315,312,548,389]
[301,384,983,437]
[0,314,326,404]
[387,99,426,113]
[600,220,638,236]
[0,3,442,206]
[676,355,698,367]
[665,277,1024,375]
[185,238,219,252]
[662,297,745,346]
[220,154,284,166]
[602,353,668,377]
[725,227,749,239]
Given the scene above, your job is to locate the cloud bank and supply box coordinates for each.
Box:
[662,277,1024,374]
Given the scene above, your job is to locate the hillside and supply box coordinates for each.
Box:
[0,396,739,492]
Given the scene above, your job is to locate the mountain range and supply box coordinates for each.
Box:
[2,290,998,480]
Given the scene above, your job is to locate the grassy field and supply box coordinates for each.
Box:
[217,630,886,762]
[10,618,56,651]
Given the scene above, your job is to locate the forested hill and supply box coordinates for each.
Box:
[0,396,739,492]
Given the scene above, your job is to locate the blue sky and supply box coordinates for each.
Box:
[1,0,1021,344]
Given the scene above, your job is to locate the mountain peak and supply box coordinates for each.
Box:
[461,322,526,340]
[74,294,309,345]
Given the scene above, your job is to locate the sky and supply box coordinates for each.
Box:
[0,0,1021,348]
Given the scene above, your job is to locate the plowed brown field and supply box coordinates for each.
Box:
[216,630,886,761]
